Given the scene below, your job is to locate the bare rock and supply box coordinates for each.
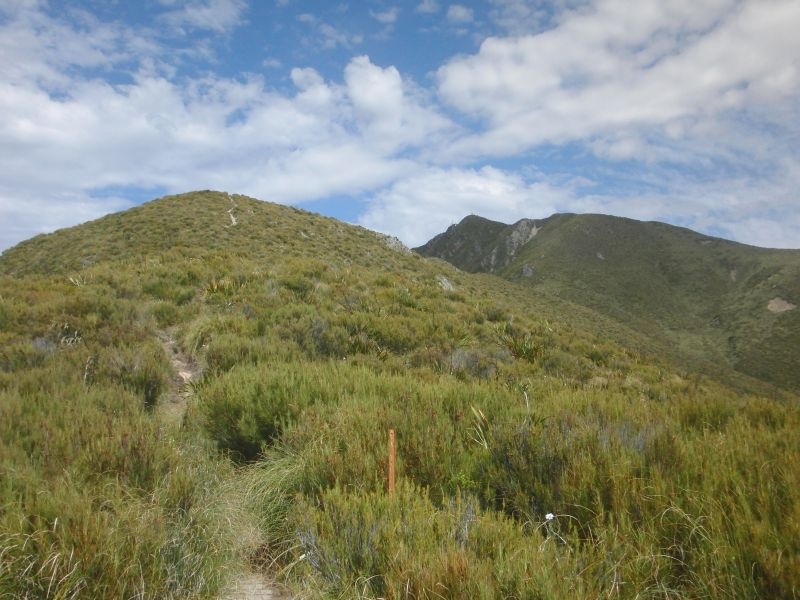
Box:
[767,297,797,313]
[437,275,455,291]
[378,233,411,253]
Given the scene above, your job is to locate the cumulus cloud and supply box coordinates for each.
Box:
[344,56,455,153]
[0,54,436,201]
[438,0,800,156]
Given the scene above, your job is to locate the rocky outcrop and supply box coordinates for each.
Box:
[479,219,540,272]
[415,215,544,274]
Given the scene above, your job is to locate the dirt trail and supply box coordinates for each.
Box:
[157,331,291,600]
[227,194,239,227]
[221,573,291,600]
[157,331,200,426]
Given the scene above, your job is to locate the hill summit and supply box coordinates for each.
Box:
[0,190,408,277]
[417,212,800,391]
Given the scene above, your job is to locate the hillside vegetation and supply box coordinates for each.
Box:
[417,213,800,391]
[1,191,799,599]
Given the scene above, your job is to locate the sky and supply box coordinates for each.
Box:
[1,0,799,251]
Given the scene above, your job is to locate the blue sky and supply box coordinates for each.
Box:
[1,0,799,250]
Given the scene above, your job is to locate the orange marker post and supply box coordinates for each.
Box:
[388,428,396,497]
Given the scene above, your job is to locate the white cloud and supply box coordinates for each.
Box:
[319,23,364,48]
[446,4,474,23]
[0,190,132,254]
[344,56,455,153]
[719,217,800,250]
[160,0,248,33]
[488,0,587,34]
[426,0,800,250]
[242,145,417,202]
[296,14,364,49]
[0,3,148,92]
[360,165,800,250]
[438,0,800,157]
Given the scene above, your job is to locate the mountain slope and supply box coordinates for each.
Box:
[417,213,800,390]
[2,191,799,599]
[0,191,687,379]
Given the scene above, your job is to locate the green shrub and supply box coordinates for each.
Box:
[100,344,168,409]
[152,300,180,327]
[496,322,549,363]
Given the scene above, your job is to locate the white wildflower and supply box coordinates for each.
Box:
[545,513,555,521]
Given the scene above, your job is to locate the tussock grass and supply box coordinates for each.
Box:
[1,191,798,598]
[192,358,800,598]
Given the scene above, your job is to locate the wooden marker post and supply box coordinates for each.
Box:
[388,428,396,497]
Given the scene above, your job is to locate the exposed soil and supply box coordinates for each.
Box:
[220,573,292,600]
[767,297,797,313]
[227,194,239,227]
[156,330,201,427]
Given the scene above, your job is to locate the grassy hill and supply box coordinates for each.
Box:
[417,213,800,391]
[2,191,799,599]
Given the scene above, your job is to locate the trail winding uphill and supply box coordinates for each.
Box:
[158,331,291,600]
[227,194,239,226]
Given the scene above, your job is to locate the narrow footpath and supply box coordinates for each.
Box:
[157,331,291,600]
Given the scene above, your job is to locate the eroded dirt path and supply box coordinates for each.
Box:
[157,330,201,426]
[227,194,239,227]
[157,330,291,600]
[220,573,292,600]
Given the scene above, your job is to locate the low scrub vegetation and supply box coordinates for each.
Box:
[0,275,257,598]
[1,192,797,599]
[192,358,799,598]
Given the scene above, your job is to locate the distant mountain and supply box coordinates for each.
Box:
[417,213,800,391]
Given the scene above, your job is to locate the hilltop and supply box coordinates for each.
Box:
[2,191,799,599]
[0,191,405,276]
[417,213,800,391]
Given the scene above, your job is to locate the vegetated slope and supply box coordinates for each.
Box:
[417,213,800,391]
[0,190,397,276]
[2,191,799,599]
[0,191,684,377]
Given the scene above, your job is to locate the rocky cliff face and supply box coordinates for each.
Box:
[415,215,543,273]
